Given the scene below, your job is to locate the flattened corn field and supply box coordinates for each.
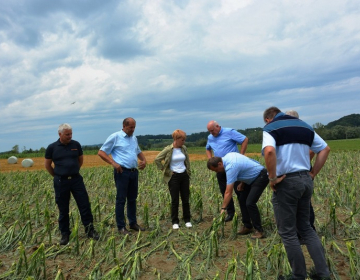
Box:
[0,151,359,279]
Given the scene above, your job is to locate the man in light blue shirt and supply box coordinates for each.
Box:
[98,117,147,235]
[206,120,248,222]
[207,152,268,239]
[262,107,330,280]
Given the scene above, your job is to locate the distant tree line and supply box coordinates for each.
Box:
[2,114,359,155]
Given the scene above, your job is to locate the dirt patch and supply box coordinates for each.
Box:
[0,152,260,173]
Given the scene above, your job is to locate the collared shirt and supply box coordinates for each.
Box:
[206,127,246,157]
[262,113,328,175]
[100,130,141,169]
[45,139,83,176]
[223,152,264,185]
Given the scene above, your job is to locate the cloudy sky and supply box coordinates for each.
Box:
[1,0,359,152]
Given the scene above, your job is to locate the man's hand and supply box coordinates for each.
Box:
[138,160,146,170]
[269,175,286,191]
[112,162,123,173]
[237,182,245,192]
[137,152,147,170]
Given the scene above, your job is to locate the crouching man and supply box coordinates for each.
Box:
[207,152,268,238]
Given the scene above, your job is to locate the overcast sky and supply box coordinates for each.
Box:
[1,0,360,152]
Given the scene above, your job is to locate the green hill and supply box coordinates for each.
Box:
[326,113,360,128]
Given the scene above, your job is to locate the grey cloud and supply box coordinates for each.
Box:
[16,0,119,19]
[96,35,151,61]
[10,26,43,48]
[86,4,150,61]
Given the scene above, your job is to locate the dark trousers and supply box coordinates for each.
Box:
[216,172,240,217]
[168,172,191,224]
[238,169,268,231]
[272,174,329,279]
[114,169,138,229]
[298,200,316,239]
[53,175,94,235]
[310,202,315,230]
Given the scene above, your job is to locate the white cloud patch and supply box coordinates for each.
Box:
[0,0,360,151]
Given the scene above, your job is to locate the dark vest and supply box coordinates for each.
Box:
[263,113,314,147]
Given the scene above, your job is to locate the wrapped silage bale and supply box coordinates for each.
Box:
[8,156,18,164]
[22,158,34,168]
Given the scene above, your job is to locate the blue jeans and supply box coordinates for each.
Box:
[114,169,139,229]
[238,169,268,231]
[53,175,94,235]
[272,173,329,279]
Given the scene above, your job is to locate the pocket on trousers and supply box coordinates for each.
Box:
[53,177,63,201]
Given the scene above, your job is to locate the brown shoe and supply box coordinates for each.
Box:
[129,223,145,231]
[237,226,253,235]
[251,230,265,239]
[119,227,132,235]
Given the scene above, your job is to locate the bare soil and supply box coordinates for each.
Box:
[0,152,260,173]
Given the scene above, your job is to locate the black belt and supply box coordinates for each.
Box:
[57,173,80,180]
[122,167,137,172]
[281,170,309,178]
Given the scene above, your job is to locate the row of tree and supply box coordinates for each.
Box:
[4,114,360,154]
[136,124,360,150]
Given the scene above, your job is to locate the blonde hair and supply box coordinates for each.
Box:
[172,129,186,140]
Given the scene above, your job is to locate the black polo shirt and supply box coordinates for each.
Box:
[45,139,83,176]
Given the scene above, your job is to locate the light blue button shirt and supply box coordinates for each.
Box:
[262,131,327,175]
[100,130,141,168]
[223,152,264,185]
[206,127,246,157]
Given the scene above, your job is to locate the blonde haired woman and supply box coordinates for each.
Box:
[154,129,192,229]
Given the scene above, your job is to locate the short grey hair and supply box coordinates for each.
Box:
[285,110,299,118]
[58,123,72,133]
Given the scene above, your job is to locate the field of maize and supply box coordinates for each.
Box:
[0,151,359,279]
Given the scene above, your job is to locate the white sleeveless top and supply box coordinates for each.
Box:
[170,148,186,173]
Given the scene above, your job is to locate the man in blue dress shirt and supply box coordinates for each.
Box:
[206,120,248,222]
[262,106,330,280]
[207,153,268,238]
[98,117,147,235]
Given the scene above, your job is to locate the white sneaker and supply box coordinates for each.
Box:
[185,222,192,228]
[172,224,179,230]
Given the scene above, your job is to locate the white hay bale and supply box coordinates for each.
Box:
[22,158,34,168]
[7,156,18,164]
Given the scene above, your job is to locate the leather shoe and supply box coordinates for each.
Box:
[224,215,234,222]
[278,275,294,280]
[60,234,69,245]
[130,223,145,231]
[119,227,132,235]
[251,230,265,239]
[87,228,100,240]
[237,226,253,235]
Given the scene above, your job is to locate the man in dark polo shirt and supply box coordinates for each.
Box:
[45,123,99,245]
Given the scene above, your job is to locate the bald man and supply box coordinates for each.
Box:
[206,120,248,223]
